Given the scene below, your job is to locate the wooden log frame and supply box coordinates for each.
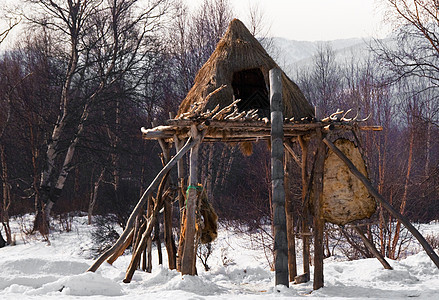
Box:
[323,138,439,270]
[123,172,170,283]
[87,135,202,273]
[284,139,301,167]
[141,120,383,142]
[270,68,289,287]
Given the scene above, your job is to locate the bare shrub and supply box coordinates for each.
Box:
[197,242,213,271]
[425,234,439,250]
[90,215,120,257]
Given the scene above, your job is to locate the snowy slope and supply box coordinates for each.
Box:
[268,37,390,76]
[0,215,439,299]
[271,37,368,64]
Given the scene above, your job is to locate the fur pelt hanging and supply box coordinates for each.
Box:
[181,184,218,244]
[239,141,253,156]
[322,138,376,225]
[196,186,218,244]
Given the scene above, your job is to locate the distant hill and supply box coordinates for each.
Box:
[267,37,381,76]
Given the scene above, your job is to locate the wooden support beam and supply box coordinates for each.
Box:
[353,225,393,270]
[313,129,325,290]
[145,195,154,272]
[181,125,202,275]
[297,135,310,283]
[323,138,439,270]
[146,235,152,272]
[141,120,383,142]
[124,171,170,282]
[87,136,199,273]
[284,152,297,281]
[106,228,134,265]
[158,139,177,270]
[123,200,159,282]
[174,136,186,272]
[284,139,301,167]
[270,68,289,287]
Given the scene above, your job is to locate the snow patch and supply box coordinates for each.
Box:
[1,215,439,299]
[26,272,123,296]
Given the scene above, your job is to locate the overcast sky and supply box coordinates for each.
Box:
[0,0,390,48]
[189,0,389,41]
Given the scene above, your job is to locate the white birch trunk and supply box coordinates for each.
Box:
[88,167,106,225]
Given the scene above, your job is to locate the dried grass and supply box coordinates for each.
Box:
[177,19,314,119]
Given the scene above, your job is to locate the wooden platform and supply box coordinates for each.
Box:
[141,118,382,142]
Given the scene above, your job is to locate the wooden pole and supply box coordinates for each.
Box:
[284,140,301,167]
[174,136,186,271]
[313,129,325,290]
[106,228,134,265]
[270,68,289,287]
[297,135,310,283]
[158,139,177,270]
[284,151,297,281]
[181,125,201,275]
[124,172,170,282]
[124,202,159,282]
[323,138,439,270]
[87,136,199,273]
[353,225,393,270]
[145,195,154,272]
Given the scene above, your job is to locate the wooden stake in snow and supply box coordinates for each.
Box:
[323,138,439,270]
[270,68,289,287]
[352,225,393,270]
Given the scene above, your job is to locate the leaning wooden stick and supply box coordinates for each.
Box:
[87,136,200,273]
[353,225,393,270]
[123,172,170,283]
[323,138,439,269]
[106,228,134,265]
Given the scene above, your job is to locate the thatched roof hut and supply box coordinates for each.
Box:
[177,19,314,119]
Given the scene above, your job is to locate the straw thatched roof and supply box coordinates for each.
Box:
[177,19,314,119]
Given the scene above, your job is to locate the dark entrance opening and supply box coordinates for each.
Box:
[232,68,269,117]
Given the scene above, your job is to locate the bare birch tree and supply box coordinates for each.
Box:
[22,0,170,233]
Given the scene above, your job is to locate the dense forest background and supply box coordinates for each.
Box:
[0,0,438,260]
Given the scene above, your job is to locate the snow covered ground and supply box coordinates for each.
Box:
[1,215,439,299]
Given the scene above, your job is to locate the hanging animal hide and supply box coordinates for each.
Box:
[322,138,376,225]
[181,185,218,245]
[197,187,218,244]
